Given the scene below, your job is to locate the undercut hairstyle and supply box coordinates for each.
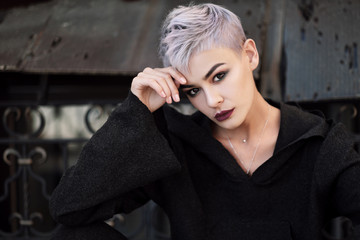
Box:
[159,3,247,74]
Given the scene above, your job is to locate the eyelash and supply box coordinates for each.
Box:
[214,72,226,82]
[185,71,228,97]
[186,88,200,97]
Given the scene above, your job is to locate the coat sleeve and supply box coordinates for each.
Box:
[332,148,360,238]
[316,123,360,238]
[49,92,181,226]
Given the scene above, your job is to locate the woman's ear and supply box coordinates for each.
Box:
[243,39,259,71]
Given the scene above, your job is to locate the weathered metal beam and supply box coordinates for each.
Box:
[259,0,286,101]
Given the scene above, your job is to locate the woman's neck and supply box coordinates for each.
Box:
[213,91,273,146]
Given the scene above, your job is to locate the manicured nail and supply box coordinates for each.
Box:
[174,94,180,102]
[167,96,172,104]
[161,91,166,98]
[180,77,186,84]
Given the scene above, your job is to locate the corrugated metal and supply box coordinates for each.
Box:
[1,0,359,101]
[0,0,166,74]
[284,0,360,102]
[0,0,266,75]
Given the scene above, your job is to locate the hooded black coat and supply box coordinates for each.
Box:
[50,92,360,240]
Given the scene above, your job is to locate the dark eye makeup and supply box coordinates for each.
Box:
[186,88,200,97]
[213,71,227,82]
[183,70,228,97]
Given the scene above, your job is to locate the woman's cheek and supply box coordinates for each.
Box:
[190,96,205,111]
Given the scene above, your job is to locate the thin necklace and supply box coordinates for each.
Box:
[226,104,271,175]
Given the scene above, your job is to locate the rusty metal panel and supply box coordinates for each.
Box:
[284,0,360,102]
[3,0,166,74]
[0,0,167,74]
[259,0,286,101]
[0,0,266,75]
[0,1,56,71]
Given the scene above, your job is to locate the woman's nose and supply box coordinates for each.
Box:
[205,88,223,108]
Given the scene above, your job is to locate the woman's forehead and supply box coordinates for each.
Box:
[185,48,242,76]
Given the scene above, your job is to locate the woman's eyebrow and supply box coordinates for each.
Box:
[179,62,225,89]
[179,84,195,89]
[203,63,225,80]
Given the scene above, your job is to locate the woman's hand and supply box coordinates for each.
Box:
[131,67,187,112]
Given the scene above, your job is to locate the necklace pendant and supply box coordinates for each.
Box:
[225,104,271,176]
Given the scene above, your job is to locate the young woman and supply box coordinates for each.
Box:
[50,3,360,240]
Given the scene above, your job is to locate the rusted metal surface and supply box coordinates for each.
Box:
[0,0,165,74]
[259,0,286,101]
[284,0,360,102]
[0,0,266,75]
[1,0,359,101]
[0,0,55,72]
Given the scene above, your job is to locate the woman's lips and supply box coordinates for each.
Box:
[215,108,234,122]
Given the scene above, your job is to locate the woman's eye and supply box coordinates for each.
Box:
[214,72,226,82]
[186,88,200,97]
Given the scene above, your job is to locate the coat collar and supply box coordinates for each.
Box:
[163,101,329,183]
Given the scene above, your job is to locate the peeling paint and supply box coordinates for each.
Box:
[298,0,314,21]
[353,42,358,69]
[301,27,306,41]
[344,43,358,70]
[51,36,62,48]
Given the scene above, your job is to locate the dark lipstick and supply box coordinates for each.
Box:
[215,108,234,122]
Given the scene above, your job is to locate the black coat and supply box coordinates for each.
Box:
[50,92,360,240]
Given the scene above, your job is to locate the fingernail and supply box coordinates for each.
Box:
[167,96,172,104]
[180,77,186,84]
[161,91,166,98]
[174,94,180,102]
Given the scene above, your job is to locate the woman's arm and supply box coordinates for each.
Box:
[316,122,360,238]
[51,184,151,226]
[331,148,360,238]
[50,91,181,226]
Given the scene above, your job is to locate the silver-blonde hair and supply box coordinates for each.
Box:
[159,3,246,74]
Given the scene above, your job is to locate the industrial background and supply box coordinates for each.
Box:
[0,0,359,239]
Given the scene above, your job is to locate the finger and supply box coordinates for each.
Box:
[174,80,181,89]
[152,69,183,102]
[134,75,166,98]
[157,67,187,85]
[145,67,186,85]
[164,74,180,102]
[138,72,172,100]
[151,70,179,102]
[148,79,169,100]
[144,69,180,103]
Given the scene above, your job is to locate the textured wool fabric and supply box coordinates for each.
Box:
[51,221,127,240]
[50,92,360,240]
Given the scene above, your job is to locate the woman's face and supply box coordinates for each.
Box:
[181,40,259,130]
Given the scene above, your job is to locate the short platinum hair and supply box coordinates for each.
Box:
[159,3,247,74]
